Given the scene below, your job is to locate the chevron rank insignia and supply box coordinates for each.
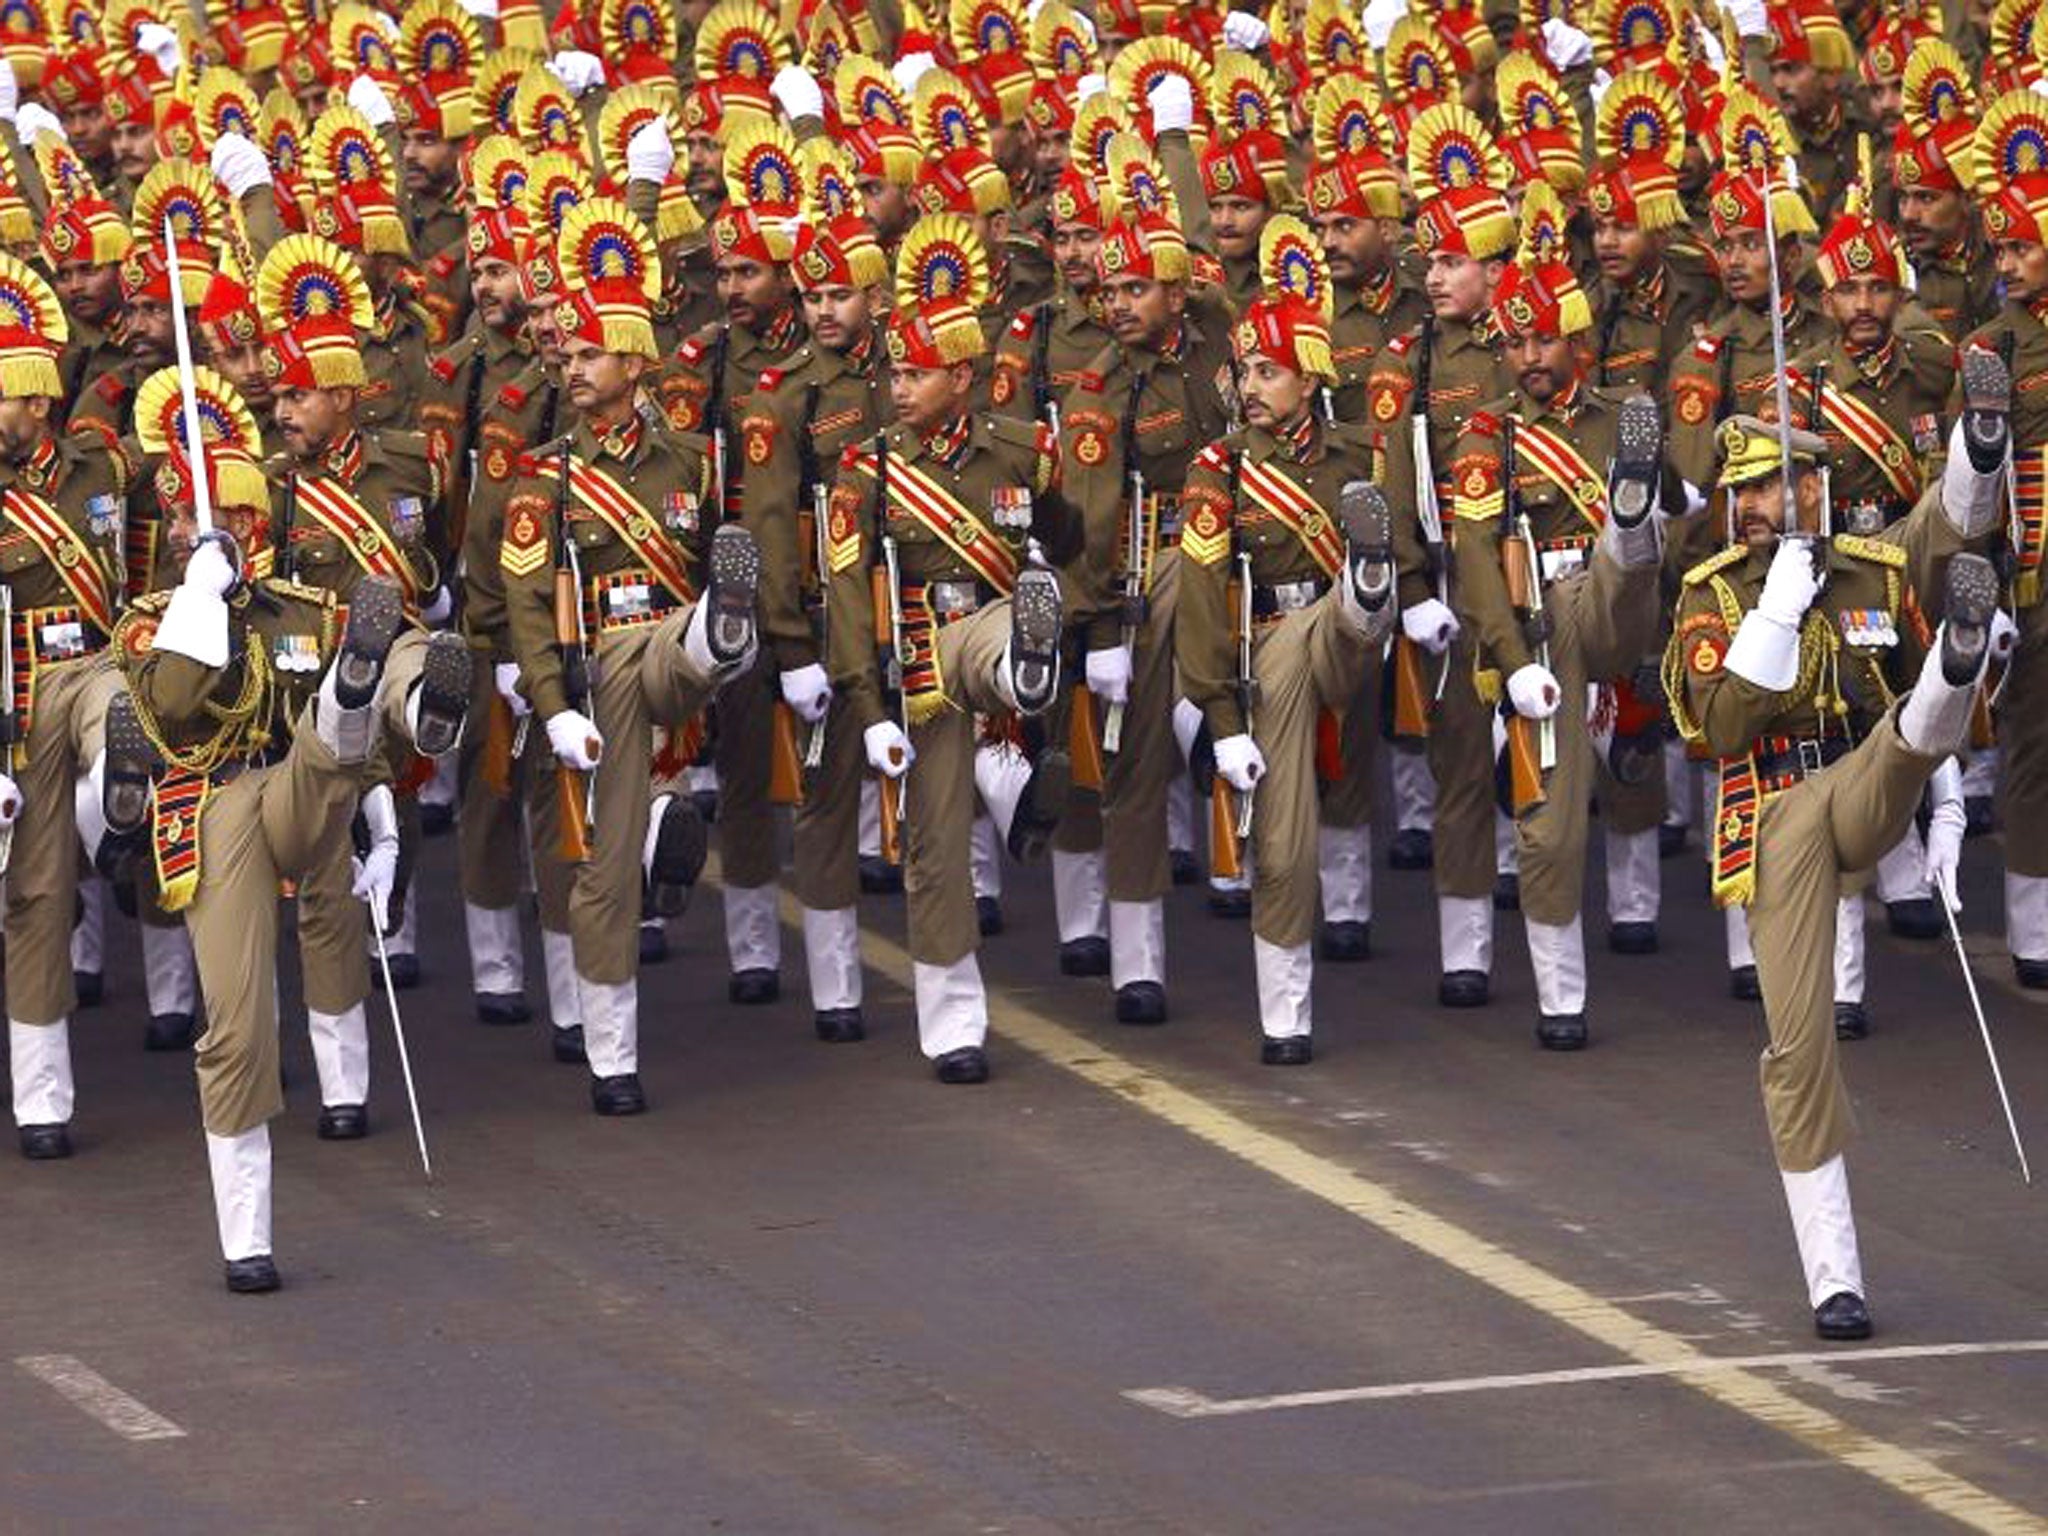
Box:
[500,494,550,577]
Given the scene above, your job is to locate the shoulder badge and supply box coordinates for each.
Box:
[429,354,458,384]
[756,367,784,394]
[1180,496,1231,566]
[1832,532,1907,569]
[1681,545,1748,587]
[742,414,777,466]
[1387,333,1416,357]
[1007,309,1037,340]
[500,492,550,577]
[678,336,707,365]
[826,480,864,573]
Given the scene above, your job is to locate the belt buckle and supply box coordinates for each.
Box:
[1797,739,1823,777]
[38,620,84,660]
[605,582,653,621]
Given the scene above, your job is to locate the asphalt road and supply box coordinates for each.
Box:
[6,807,2048,1534]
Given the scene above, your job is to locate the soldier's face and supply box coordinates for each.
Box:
[1051,220,1103,291]
[53,259,120,330]
[273,385,356,459]
[1896,185,1968,259]
[1423,252,1499,324]
[1237,352,1311,430]
[205,338,274,412]
[715,254,793,331]
[163,504,265,574]
[1769,59,1828,120]
[1310,210,1394,287]
[1822,273,1900,350]
[111,120,154,179]
[527,301,567,368]
[1029,123,1070,184]
[472,256,527,331]
[399,128,459,197]
[989,121,1028,180]
[888,361,973,434]
[1867,75,1904,138]
[1209,194,1269,262]
[1730,468,1822,549]
[1712,228,1777,306]
[685,130,724,200]
[858,176,914,244]
[562,338,646,417]
[1100,273,1184,347]
[1591,215,1656,286]
[1994,238,2048,305]
[121,296,175,366]
[0,396,50,459]
[800,283,874,350]
[1507,329,1583,404]
[59,100,111,163]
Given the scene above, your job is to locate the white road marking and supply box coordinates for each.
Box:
[16,1355,186,1441]
[1126,1339,2048,1419]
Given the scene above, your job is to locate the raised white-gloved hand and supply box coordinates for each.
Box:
[210,132,272,197]
[1720,0,1767,38]
[1401,596,1460,655]
[1084,645,1132,706]
[346,73,395,128]
[1758,537,1822,628]
[135,20,182,72]
[1222,11,1270,50]
[626,119,675,183]
[1148,74,1194,134]
[1507,662,1562,720]
[1213,732,1266,793]
[1589,66,1615,108]
[771,63,824,121]
[1076,71,1107,101]
[420,584,454,626]
[1681,479,1708,516]
[780,663,832,724]
[184,535,239,598]
[864,719,914,777]
[0,771,19,826]
[1541,15,1594,67]
[546,709,604,770]
[891,50,937,92]
[493,661,530,718]
[457,0,498,16]
[11,102,63,147]
[351,784,400,931]
[1926,796,1967,912]
[0,55,18,119]
[546,50,606,96]
[1992,607,2019,664]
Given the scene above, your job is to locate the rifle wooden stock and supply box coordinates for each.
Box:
[556,766,592,862]
[1504,713,1547,817]
[1501,535,1533,609]
[1209,778,1245,881]
[1070,686,1105,792]
[769,700,805,806]
[871,564,892,645]
[877,770,902,865]
[480,692,516,798]
[1391,636,1431,739]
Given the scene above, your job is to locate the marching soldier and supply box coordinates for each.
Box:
[1447,187,1676,1050]
[735,209,891,1043]
[988,166,1114,421]
[1173,218,1399,1063]
[502,198,763,1115]
[1664,362,2007,1338]
[1764,0,1866,221]
[1892,42,1996,346]
[823,216,1070,1081]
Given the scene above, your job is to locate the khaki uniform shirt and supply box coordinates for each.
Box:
[1586,252,1719,395]
[1327,269,1429,423]
[266,428,444,608]
[1786,329,1955,528]
[1912,236,2000,346]
[358,291,433,433]
[988,287,1113,421]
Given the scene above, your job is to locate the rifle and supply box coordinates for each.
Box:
[1809,357,1833,541]
[0,584,15,877]
[1223,447,1259,853]
[1502,419,1554,816]
[1106,368,1151,753]
[870,432,907,861]
[706,321,732,522]
[798,381,828,770]
[1030,300,1060,437]
[551,439,596,860]
[1412,315,1452,705]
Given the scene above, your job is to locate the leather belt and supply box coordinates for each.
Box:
[1250,577,1329,620]
[1753,732,1852,793]
[586,569,681,635]
[16,605,106,665]
[919,579,995,623]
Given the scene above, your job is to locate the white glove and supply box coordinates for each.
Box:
[891,50,936,92]
[1507,662,1562,720]
[771,64,824,122]
[184,536,238,598]
[1697,21,1727,69]
[1926,796,1966,913]
[1992,607,2019,664]
[625,119,675,183]
[1148,74,1194,134]
[457,0,498,16]
[346,73,395,128]
[1681,479,1708,517]
[1720,0,1768,38]
[11,102,63,147]
[351,785,400,931]
[1221,11,1269,51]
[493,661,530,718]
[780,663,832,724]
[1541,16,1594,67]
[1589,67,1614,109]
[420,584,454,626]
[0,771,19,826]
[547,49,606,96]
[1401,596,1460,655]
[546,709,604,770]
[1084,646,1132,706]
[0,55,18,119]
[135,21,182,72]
[1757,537,1821,628]
[864,719,914,778]
[1213,732,1266,793]
[210,132,271,197]
[1076,72,1107,101]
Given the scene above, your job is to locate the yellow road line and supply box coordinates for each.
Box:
[840,913,2045,1533]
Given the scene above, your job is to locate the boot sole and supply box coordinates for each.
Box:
[1609,394,1663,528]
[102,693,157,836]
[706,524,760,663]
[336,577,404,708]
[412,632,472,757]
[647,795,708,912]
[1338,480,1394,607]
[1009,570,1063,711]
[1942,552,2000,685]
[1963,347,2012,460]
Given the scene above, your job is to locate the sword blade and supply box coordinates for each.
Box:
[1938,870,2032,1184]
[372,919,435,1184]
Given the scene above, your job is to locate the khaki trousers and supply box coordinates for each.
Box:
[1751,714,1941,1171]
[1512,550,1659,927]
[1100,550,1179,904]
[1246,595,1372,948]
[4,654,121,1026]
[564,612,719,984]
[790,691,864,913]
[903,603,1014,966]
[1425,636,1497,901]
[188,712,363,1136]
[1320,654,1383,831]
[457,654,526,911]
[713,651,781,889]
[1998,599,2048,877]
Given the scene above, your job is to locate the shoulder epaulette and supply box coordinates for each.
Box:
[428,351,460,384]
[1387,332,1417,358]
[1692,336,1722,361]
[756,367,784,394]
[1682,545,1749,587]
[678,335,708,365]
[94,372,127,404]
[374,429,433,461]
[1833,532,1906,568]
[1192,441,1230,474]
[983,413,1045,451]
[1467,409,1501,439]
[497,381,529,411]
[1007,309,1037,340]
